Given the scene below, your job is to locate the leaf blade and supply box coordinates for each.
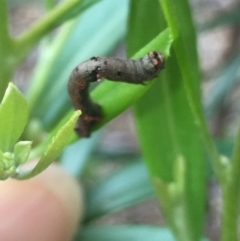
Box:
[17,110,80,179]
[0,83,28,151]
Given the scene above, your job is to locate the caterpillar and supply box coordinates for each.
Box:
[68,51,165,137]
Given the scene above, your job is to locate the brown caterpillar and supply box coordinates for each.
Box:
[68,51,165,137]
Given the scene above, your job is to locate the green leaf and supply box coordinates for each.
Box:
[44,0,57,11]
[128,1,206,240]
[85,162,154,221]
[77,225,176,241]
[17,110,80,179]
[0,1,13,102]
[134,54,207,237]
[127,0,167,56]
[0,83,28,152]
[78,224,211,241]
[14,141,32,164]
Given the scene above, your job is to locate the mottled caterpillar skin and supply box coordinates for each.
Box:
[68,51,165,137]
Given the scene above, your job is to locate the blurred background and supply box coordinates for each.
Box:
[8,0,240,240]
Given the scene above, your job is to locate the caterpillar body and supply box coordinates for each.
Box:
[68,51,165,137]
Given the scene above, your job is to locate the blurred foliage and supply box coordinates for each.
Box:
[0,0,240,240]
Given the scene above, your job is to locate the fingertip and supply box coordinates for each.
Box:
[0,163,84,241]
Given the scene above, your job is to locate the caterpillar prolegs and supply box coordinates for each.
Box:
[68,51,165,137]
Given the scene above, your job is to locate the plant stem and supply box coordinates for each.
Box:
[14,0,84,61]
[0,0,11,49]
[44,0,57,11]
[0,0,14,102]
[221,187,238,241]
[189,96,224,183]
[221,127,240,241]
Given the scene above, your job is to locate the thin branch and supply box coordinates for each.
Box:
[0,0,14,102]
[0,0,11,51]
[14,0,85,60]
[221,127,240,241]
[44,0,57,11]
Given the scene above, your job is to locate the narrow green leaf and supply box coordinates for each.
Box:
[0,0,13,102]
[0,83,28,152]
[78,225,176,241]
[85,162,154,221]
[127,0,167,56]
[128,1,206,240]
[220,122,240,240]
[159,0,222,183]
[44,0,57,11]
[77,225,211,241]
[17,110,80,179]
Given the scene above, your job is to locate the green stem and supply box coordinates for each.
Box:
[14,0,83,60]
[221,127,240,241]
[44,0,57,11]
[221,187,238,241]
[27,20,76,112]
[0,0,14,102]
[0,0,11,49]
[186,86,223,183]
